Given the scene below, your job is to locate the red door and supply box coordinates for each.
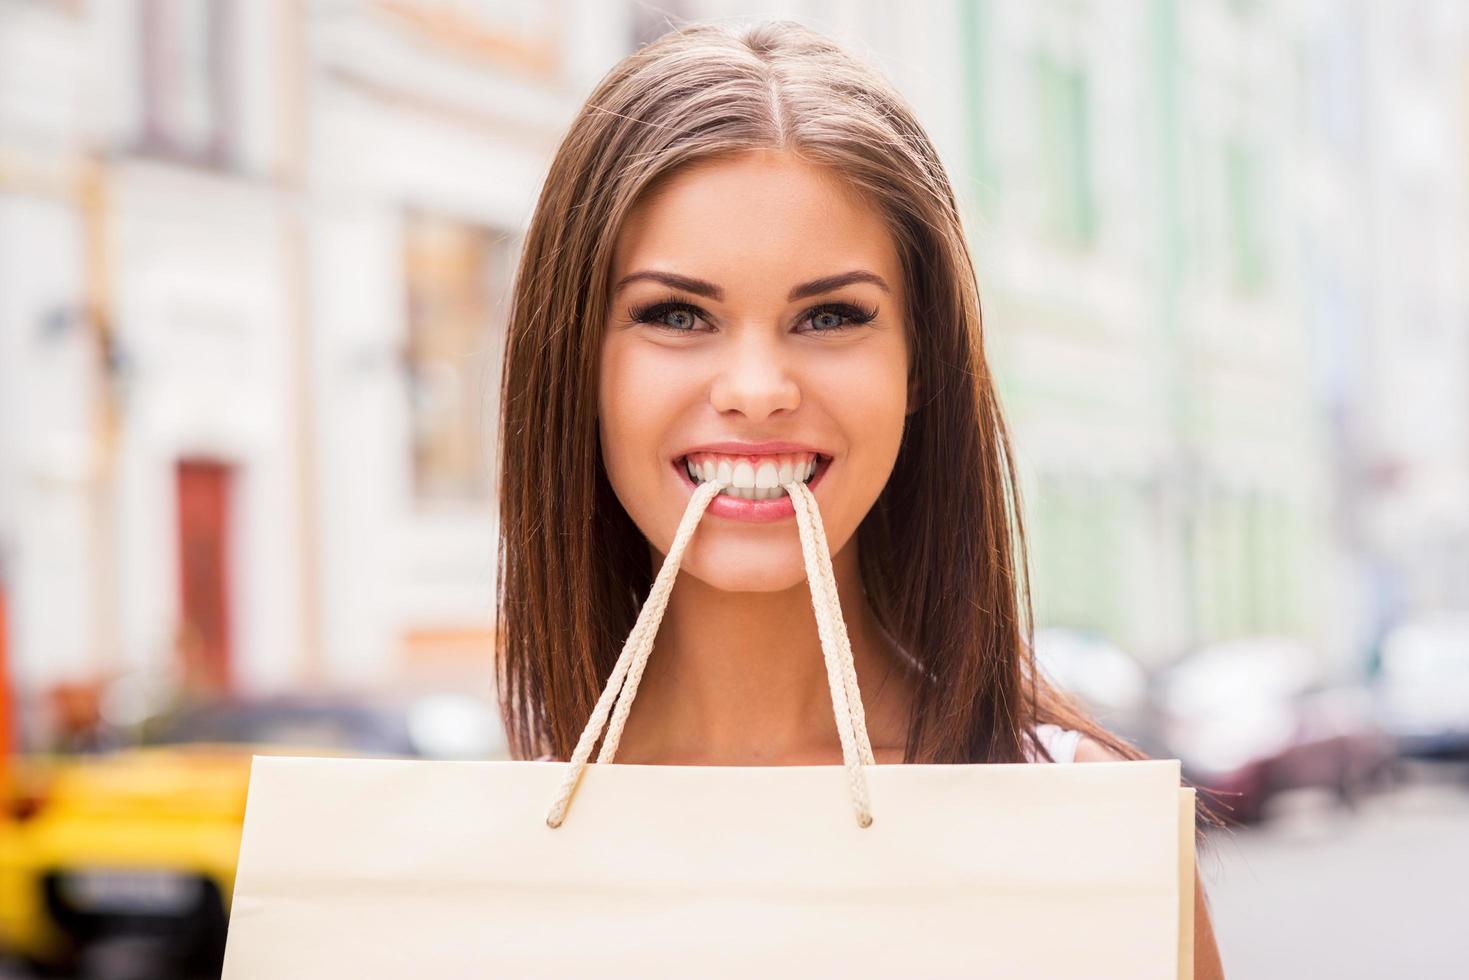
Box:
[176,460,234,695]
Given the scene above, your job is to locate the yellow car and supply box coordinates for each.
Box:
[0,694,493,976]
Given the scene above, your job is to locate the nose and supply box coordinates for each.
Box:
[708,330,800,420]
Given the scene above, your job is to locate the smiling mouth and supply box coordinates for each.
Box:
[676,453,830,500]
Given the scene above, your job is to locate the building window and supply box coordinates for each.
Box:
[402,211,513,506]
[1034,50,1098,248]
[1029,472,1119,636]
[375,0,562,80]
[1224,139,1267,295]
[138,0,236,167]
[960,0,1000,218]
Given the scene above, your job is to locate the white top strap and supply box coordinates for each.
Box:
[1030,723,1083,764]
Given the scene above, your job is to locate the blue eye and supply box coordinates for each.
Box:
[802,303,878,332]
[630,301,704,332]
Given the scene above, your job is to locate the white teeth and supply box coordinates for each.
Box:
[684,454,821,500]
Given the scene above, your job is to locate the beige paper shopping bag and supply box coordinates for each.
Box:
[224,478,1195,979]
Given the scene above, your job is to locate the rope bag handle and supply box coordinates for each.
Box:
[545,475,876,829]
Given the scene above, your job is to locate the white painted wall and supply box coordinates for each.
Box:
[0,194,96,690]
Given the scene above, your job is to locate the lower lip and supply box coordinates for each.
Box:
[673,457,830,523]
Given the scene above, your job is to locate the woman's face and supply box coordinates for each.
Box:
[598,149,911,591]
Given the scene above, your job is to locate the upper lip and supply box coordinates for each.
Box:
[674,440,831,459]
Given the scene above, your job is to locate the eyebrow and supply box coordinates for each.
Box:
[612,269,891,302]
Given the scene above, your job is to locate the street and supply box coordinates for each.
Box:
[1202,763,1469,979]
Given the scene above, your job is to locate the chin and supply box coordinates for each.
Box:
[677,548,810,594]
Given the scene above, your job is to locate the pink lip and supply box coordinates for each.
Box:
[671,453,831,523]
[675,440,831,457]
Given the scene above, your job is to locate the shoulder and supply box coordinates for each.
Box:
[1027,725,1125,764]
[1072,735,1126,763]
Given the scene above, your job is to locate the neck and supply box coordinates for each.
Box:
[609,538,915,765]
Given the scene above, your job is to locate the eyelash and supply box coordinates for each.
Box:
[627,294,879,335]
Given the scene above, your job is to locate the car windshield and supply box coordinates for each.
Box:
[1381,617,1469,678]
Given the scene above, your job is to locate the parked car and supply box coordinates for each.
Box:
[1031,628,1155,751]
[1370,611,1469,760]
[1153,638,1394,824]
[0,691,504,977]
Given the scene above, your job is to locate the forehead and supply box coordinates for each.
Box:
[611,150,900,290]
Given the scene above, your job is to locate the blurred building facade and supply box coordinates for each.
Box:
[971,0,1469,668]
[1315,0,1469,648]
[0,0,632,729]
[1,0,1466,740]
[960,0,1332,665]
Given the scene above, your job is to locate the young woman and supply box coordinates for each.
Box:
[495,19,1224,977]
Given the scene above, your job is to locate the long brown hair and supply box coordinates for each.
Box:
[495,20,1140,768]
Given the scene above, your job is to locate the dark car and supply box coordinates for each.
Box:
[1153,638,1394,824]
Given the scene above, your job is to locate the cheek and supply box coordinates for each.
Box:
[816,340,904,528]
[820,341,909,472]
[597,334,692,519]
[857,367,907,442]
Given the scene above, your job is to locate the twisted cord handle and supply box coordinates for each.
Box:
[788,479,876,768]
[545,475,876,828]
[544,478,723,828]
